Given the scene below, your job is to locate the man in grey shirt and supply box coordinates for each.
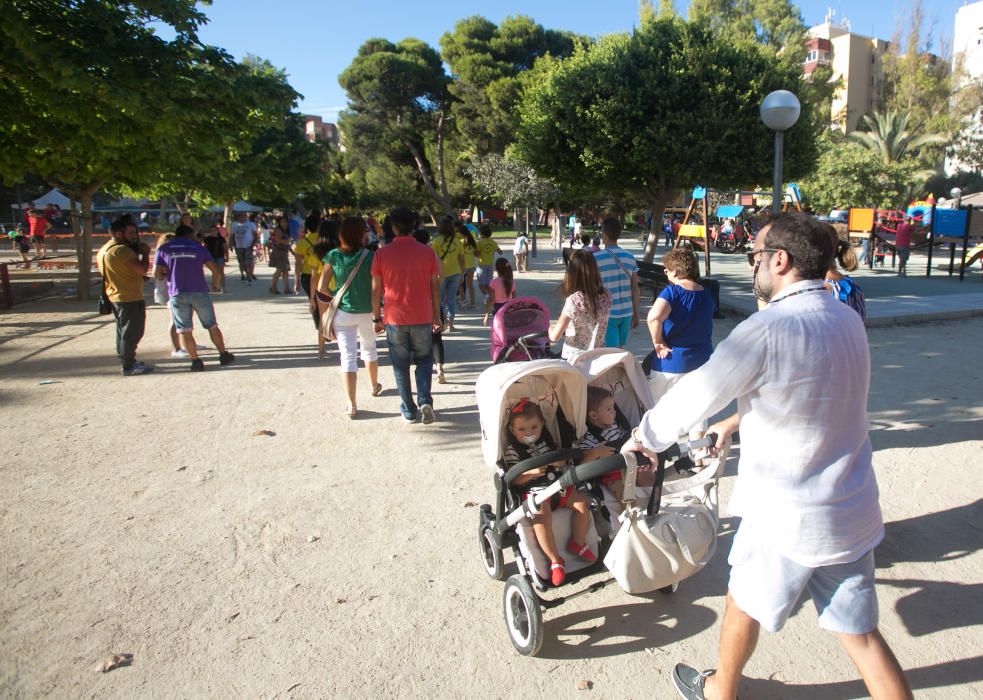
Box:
[231,212,257,285]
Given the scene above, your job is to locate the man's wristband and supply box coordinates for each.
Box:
[372,317,382,323]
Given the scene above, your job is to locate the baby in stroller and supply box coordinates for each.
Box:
[575,386,626,504]
[504,398,605,586]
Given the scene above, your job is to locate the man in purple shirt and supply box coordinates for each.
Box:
[154,225,235,371]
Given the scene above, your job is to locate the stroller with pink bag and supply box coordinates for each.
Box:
[490,297,558,364]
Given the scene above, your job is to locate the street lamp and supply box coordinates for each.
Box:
[950,186,963,209]
[760,90,801,213]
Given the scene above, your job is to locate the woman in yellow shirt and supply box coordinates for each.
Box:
[456,222,479,310]
[432,216,467,331]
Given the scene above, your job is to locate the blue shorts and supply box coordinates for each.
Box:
[169,292,218,332]
[728,521,879,634]
[604,315,632,348]
[476,265,494,287]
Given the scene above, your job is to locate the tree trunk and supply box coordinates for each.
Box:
[642,187,672,262]
[404,138,453,217]
[76,189,97,301]
[223,200,234,232]
[435,112,452,216]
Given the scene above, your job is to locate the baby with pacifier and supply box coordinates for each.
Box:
[503,398,610,585]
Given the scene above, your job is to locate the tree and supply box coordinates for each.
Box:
[339,38,455,216]
[801,137,912,211]
[467,153,557,224]
[0,0,232,299]
[687,0,807,60]
[440,16,580,156]
[514,16,818,260]
[848,109,944,184]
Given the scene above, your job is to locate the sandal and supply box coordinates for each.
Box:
[550,560,566,586]
[567,539,596,563]
[371,383,383,397]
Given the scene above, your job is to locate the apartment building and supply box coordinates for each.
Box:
[946,0,983,174]
[302,115,341,148]
[805,21,891,133]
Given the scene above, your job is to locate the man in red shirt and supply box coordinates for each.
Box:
[27,209,51,259]
[371,207,442,424]
[894,217,914,277]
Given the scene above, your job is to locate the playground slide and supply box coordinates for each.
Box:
[960,242,983,270]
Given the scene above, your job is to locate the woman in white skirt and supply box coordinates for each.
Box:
[318,217,382,418]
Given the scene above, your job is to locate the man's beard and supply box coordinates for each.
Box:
[752,261,773,302]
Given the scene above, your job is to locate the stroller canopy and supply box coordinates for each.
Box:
[572,349,654,426]
[476,360,587,468]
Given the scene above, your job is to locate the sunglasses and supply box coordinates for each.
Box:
[746,247,783,267]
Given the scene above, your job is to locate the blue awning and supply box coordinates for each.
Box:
[715,205,744,218]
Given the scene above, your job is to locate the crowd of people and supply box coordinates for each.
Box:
[90,202,913,697]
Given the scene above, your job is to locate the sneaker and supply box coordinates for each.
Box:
[219,351,235,366]
[171,349,190,358]
[671,663,715,700]
[122,363,154,376]
[402,412,419,423]
[190,359,205,372]
[420,404,435,425]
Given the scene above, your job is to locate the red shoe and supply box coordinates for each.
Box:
[550,559,566,586]
[567,539,596,563]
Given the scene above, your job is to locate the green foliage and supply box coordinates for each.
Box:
[466,154,556,211]
[0,0,235,298]
[514,16,817,258]
[440,16,581,156]
[339,37,455,214]
[847,110,944,190]
[687,0,807,60]
[801,135,919,211]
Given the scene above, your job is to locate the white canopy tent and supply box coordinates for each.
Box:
[207,200,265,213]
[11,188,76,210]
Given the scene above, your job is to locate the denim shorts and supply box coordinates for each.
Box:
[169,292,218,332]
[476,265,494,287]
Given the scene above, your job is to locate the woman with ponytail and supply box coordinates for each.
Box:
[822,223,867,325]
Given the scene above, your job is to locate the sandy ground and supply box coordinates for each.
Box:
[1,252,981,699]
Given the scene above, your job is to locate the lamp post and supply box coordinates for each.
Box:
[950,186,963,210]
[760,90,801,213]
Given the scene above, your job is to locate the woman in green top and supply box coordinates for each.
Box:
[318,217,381,418]
[432,216,466,331]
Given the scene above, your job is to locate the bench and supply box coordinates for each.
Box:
[636,260,669,299]
[636,259,725,318]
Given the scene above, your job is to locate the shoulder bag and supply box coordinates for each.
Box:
[603,451,720,594]
[320,249,369,342]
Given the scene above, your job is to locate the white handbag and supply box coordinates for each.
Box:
[603,452,719,594]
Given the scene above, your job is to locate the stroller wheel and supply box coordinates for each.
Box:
[479,525,506,581]
[658,581,680,594]
[503,574,544,656]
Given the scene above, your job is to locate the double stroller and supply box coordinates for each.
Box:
[475,349,730,656]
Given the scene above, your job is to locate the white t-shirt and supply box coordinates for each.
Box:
[513,235,529,255]
[232,221,256,249]
[637,280,883,567]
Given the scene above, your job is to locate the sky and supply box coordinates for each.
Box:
[190,0,974,122]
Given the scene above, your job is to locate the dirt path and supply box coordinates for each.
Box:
[1,255,980,698]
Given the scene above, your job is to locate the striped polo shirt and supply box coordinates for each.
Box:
[593,246,638,319]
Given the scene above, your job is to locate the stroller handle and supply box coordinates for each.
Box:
[503,449,584,485]
[557,433,718,490]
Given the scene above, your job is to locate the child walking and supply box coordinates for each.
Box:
[483,257,516,326]
[549,250,611,361]
[475,224,501,301]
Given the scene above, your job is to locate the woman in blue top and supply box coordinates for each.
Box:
[644,248,716,405]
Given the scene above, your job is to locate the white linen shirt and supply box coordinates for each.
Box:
[636,279,884,567]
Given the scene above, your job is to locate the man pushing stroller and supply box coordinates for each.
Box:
[623,213,912,700]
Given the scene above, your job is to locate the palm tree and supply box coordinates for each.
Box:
[848,109,945,165]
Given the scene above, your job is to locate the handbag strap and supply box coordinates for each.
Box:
[620,450,666,516]
[327,249,369,314]
[603,248,633,282]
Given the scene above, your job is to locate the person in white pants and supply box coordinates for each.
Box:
[318,218,382,418]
